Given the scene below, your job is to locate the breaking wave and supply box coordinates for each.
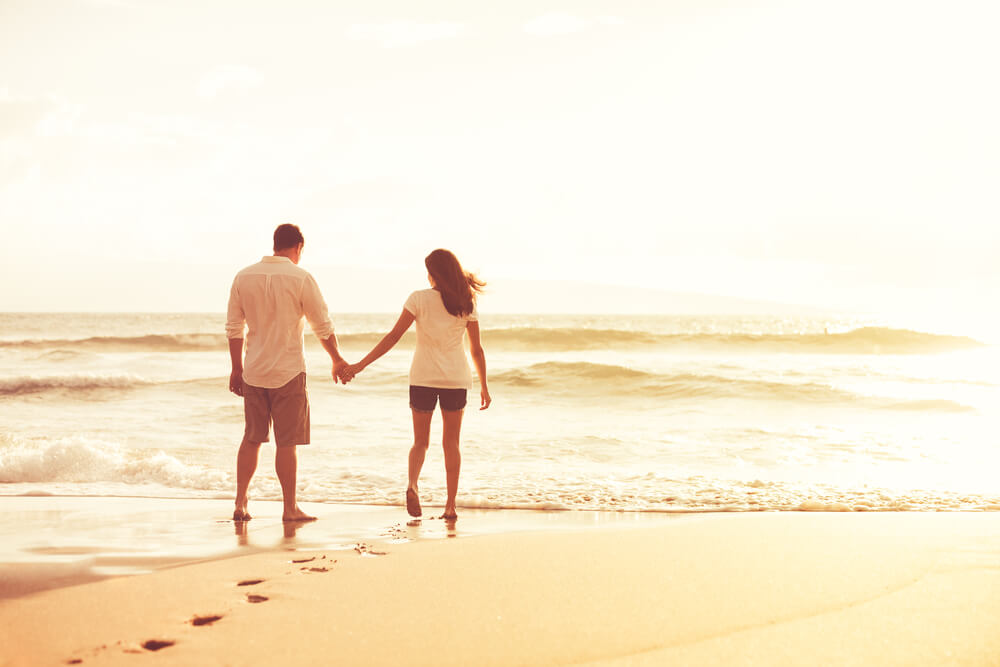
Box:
[0,333,226,351]
[0,434,228,488]
[0,374,152,396]
[492,361,977,412]
[480,326,985,353]
[0,326,985,354]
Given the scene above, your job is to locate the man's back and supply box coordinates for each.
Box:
[226,256,333,388]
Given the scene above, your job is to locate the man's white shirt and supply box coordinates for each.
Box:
[226,256,335,388]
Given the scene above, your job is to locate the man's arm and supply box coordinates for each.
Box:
[319,334,348,384]
[226,278,246,397]
[300,274,349,382]
[229,338,244,396]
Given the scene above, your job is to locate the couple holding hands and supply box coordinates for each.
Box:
[226,224,489,524]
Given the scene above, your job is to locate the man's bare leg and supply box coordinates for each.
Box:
[275,445,316,522]
[235,439,261,520]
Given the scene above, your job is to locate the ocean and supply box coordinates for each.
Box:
[1,312,998,513]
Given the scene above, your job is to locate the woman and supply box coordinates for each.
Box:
[346,249,490,521]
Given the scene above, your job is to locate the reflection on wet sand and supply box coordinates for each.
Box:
[233,515,314,544]
[1,497,680,601]
[234,519,248,546]
[283,520,310,541]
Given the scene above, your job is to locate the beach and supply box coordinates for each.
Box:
[1,502,999,666]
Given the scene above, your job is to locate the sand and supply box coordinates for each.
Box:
[2,510,999,666]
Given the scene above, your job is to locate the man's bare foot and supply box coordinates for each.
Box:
[282,507,317,523]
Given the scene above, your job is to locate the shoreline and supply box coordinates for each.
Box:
[1,510,998,665]
[0,495,684,600]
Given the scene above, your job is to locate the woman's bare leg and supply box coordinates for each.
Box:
[409,409,433,493]
[441,409,464,517]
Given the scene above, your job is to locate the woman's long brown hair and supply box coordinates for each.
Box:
[425,249,485,317]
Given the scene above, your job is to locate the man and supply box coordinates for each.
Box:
[226,223,349,523]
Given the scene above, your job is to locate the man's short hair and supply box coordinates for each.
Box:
[273,224,304,252]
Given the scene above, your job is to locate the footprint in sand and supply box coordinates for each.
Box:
[190,614,224,627]
[69,617,217,662]
[354,543,387,556]
[72,636,173,662]
[141,639,175,651]
[237,579,265,586]
[246,594,268,604]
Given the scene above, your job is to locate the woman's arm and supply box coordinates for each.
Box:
[467,320,491,410]
[348,309,415,375]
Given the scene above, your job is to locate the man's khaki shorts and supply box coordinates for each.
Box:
[242,372,310,447]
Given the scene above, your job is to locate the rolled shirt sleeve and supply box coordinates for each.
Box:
[301,273,335,341]
[225,279,246,339]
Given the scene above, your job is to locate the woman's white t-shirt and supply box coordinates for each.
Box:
[403,288,477,389]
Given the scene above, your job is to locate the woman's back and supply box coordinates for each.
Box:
[404,288,476,389]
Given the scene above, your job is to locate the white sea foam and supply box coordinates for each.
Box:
[2,440,997,513]
[0,434,228,489]
[279,473,1000,513]
[797,500,852,512]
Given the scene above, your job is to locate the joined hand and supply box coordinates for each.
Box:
[334,361,365,384]
[333,360,354,384]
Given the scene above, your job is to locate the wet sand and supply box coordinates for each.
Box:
[0,496,678,599]
[1,503,999,665]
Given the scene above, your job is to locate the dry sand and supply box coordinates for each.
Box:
[2,511,999,666]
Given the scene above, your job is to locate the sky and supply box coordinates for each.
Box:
[1,0,998,322]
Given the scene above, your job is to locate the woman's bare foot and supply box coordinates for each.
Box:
[406,487,422,517]
[282,506,317,523]
[234,505,252,521]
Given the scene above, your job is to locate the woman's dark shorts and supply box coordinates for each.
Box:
[409,385,467,413]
